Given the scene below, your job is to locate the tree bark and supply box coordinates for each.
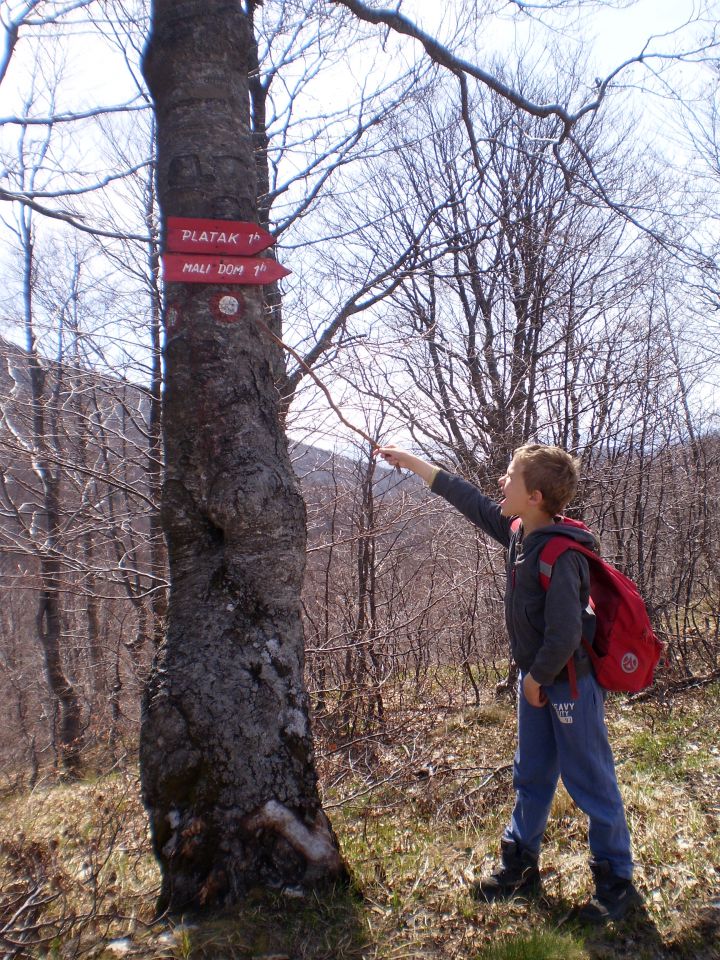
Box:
[139,0,347,913]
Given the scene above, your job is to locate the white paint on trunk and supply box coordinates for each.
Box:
[245,800,342,870]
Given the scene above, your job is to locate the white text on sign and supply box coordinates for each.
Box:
[166,217,275,255]
[180,229,263,248]
[161,252,291,285]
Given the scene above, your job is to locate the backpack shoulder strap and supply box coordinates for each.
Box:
[537,534,598,700]
[537,535,597,589]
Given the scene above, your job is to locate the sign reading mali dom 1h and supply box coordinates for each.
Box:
[161,217,291,285]
[162,253,291,285]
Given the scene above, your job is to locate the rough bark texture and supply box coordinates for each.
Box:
[139,1,346,913]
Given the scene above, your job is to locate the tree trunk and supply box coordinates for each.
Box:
[19,215,84,778]
[139,0,347,913]
[37,555,83,778]
[145,130,169,649]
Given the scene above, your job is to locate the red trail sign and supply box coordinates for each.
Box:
[161,252,291,285]
[166,217,275,256]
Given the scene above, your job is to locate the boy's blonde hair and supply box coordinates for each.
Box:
[512,444,580,517]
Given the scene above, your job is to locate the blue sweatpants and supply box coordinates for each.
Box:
[503,671,633,879]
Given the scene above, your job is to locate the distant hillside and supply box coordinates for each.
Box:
[289,439,422,496]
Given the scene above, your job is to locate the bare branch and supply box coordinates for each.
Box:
[0,99,150,126]
[0,188,150,241]
[330,0,720,143]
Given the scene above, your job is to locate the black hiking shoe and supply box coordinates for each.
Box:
[577,859,642,924]
[471,838,541,902]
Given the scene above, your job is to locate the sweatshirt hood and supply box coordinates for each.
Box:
[520,517,600,553]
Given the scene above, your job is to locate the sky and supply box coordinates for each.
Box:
[2,1,713,116]
[0,0,717,448]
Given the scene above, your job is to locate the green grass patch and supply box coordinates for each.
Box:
[474,929,586,960]
[2,684,720,959]
[623,700,719,779]
[154,886,369,960]
[628,728,686,776]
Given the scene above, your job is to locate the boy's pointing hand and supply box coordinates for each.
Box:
[374,446,437,486]
[375,444,406,469]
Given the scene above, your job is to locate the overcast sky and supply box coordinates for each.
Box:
[1,0,713,115]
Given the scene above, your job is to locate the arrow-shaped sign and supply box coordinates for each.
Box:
[161,252,291,285]
[166,217,275,256]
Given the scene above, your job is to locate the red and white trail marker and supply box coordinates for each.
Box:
[211,292,244,322]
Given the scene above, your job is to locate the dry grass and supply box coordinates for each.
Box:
[1,682,719,959]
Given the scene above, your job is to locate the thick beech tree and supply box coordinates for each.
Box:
[134,0,718,913]
[139,1,346,911]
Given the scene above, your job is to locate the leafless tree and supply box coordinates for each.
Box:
[0,0,718,914]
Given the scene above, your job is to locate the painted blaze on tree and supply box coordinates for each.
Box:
[140,1,347,911]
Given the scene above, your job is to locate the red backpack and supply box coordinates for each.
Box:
[518,518,664,696]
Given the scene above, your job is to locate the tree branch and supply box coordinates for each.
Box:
[330,0,720,144]
[0,188,150,242]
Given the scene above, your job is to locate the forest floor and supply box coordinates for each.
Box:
[1,680,719,960]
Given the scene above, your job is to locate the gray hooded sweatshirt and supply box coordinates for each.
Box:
[431,470,596,685]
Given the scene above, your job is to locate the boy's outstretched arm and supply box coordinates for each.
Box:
[376,444,511,547]
[375,445,438,485]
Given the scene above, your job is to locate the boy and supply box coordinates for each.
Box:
[376,442,641,923]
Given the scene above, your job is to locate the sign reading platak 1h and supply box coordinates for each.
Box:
[161,217,291,285]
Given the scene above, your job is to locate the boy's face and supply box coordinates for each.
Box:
[498,458,537,517]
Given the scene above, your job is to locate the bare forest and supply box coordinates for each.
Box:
[0,1,719,957]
